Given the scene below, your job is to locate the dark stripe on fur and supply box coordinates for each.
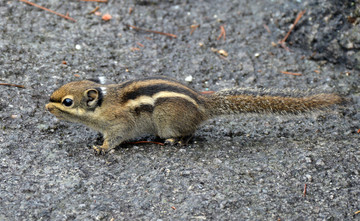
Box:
[122,83,201,103]
[134,104,154,115]
[117,76,181,90]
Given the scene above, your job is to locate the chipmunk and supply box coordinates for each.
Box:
[46,76,343,154]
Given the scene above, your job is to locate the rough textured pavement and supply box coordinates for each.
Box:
[0,0,359,220]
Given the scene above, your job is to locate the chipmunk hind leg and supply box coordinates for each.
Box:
[152,97,206,143]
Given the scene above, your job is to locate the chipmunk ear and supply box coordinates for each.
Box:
[84,88,102,108]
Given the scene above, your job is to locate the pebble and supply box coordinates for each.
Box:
[185,75,193,82]
[305,174,312,182]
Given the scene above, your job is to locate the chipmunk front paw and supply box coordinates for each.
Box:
[93,145,112,155]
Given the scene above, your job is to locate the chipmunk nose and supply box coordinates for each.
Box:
[45,103,54,112]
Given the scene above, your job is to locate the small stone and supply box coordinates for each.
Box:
[218,49,228,57]
[315,159,325,166]
[213,158,222,164]
[185,75,193,82]
[305,174,312,182]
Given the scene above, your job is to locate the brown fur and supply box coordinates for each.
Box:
[205,93,343,115]
[46,77,343,154]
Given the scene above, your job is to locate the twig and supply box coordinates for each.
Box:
[200,91,215,94]
[279,10,306,49]
[136,42,144,47]
[190,24,200,35]
[281,71,302,76]
[20,0,76,22]
[355,210,360,215]
[88,6,100,14]
[126,24,177,38]
[130,47,140,52]
[128,141,165,146]
[0,83,25,88]
[80,0,108,2]
[217,25,226,41]
[263,24,271,33]
[303,184,307,197]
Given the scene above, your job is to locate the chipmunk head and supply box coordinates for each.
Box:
[46,80,105,123]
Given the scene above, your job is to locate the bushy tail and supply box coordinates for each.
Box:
[205,88,343,116]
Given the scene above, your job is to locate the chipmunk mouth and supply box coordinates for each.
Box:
[45,103,89,124]
[45,103,67,119]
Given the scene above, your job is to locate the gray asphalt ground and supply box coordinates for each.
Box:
[1,0,359,220]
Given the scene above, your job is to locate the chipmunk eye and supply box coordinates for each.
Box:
[62,98,73,107]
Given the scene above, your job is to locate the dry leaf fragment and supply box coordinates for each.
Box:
[102,13,112,21]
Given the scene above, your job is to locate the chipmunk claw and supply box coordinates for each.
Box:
[164,135,193,146]
[164,138,177,146]
[93,145,107,155]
